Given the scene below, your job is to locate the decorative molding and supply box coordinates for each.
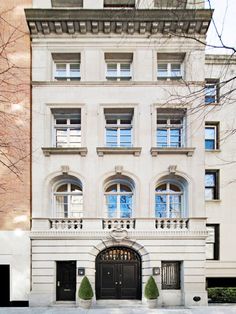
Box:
[61,165,69,174]
[115,165,123,174]
[109,229,129,242]
[25,9,213,36]
[168,165,177,174]
[150,147,195,157]
[42,147,88,157]
[97,147,141,157]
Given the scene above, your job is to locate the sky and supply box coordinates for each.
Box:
[206,0,236,54]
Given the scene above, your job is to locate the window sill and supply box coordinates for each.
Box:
[205,199,221,203]
[97,147,141,157]
[150,147,195,157]
[205,149,221,153]
[42,147,88,157]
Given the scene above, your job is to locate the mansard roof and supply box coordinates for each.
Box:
[25,8,213,36]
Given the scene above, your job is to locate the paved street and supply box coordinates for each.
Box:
[0,305,236,314]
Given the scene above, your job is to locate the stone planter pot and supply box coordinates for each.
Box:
[147,299,158,309]
[78,298,92,309]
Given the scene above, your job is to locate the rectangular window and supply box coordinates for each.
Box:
[206,224,219,260]
[52,0,83,7]
[104,108,133,147]
[205,123,219,150]
[154,0,187,8]
[104,0,135,7]
[162,261,181,290]
[52,109,81,148]
[156,109,186,148]
[205,79,219,104]
[205,170,219,200]
[52,53,81,81]
[157,53,184,80]
[105,53,132,81]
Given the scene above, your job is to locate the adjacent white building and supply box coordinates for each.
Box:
[25,0,236,307]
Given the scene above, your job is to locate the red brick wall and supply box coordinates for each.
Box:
[0,0,31,230]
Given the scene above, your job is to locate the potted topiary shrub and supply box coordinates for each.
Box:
[78,276,94,309]
[144,276,159,308]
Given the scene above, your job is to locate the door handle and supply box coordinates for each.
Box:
[57,281,60,287]
[115,281,118,285]
[119,281,122,285]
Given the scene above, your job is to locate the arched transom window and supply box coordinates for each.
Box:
[155,183,183,218]
[105,183,133,218]
[54,182,83,218]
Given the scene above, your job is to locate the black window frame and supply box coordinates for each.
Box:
[205,79,220,105]
[206,224,220,260]
[205,170,220,200]
[161,261,181,290]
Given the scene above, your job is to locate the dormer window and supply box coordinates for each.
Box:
[157,53,184,80]
[104,0,135,8]
[52,53,81,81]
[105,53,132,81]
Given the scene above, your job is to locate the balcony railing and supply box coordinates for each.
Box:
[155,218,189,230]
[102,219,135,230]
[50,218,83,230]
[31,217,206,234]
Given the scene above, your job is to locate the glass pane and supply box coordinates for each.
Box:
[205,140,215,150]
[120,184,131,192]
[205,174,215,187]
[169,195,181,218]
[157,119,167,125]
[170,128,181,147]
[171,119,182,125]
[155,195,167,217]
[106,195,118,217]
[120,128,132,147]
[157,63,168,77]
[106,128,118,147]
[56,129,67,147]
[106,119,117,125]
[120,195,132,218]
[120,119,132,125]
[155,184,166,192]
[171,63,181,77]
[55,63,66,78]
[205,84,216,104]
[169,184,181,192]
[107,64,117,77]
[205,127,215,140]
[56,119,67,125]
[205,188,214,200]
[120,63,131,77]
[71,184,82,192]
[206,243,214,259]
[206,226,215,242]
[157,129,167,147]
[70,118,81,125]
[70,195,83,217]
[106,184,117,193]
[55,195,68,217]
[69,63,80,78]
[57,184,68,192]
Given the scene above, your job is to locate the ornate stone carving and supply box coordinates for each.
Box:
[110,228,128,242]
[168,165,177,174]
[115,165,123,174]
[61,165,69,174]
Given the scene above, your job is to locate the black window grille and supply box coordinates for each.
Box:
[161,261,181,289]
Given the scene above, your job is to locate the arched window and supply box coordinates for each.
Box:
[54,182,83,218]
[105,183,133,218]
[155,183,183,218]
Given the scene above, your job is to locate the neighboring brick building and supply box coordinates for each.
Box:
[0,0,31,306]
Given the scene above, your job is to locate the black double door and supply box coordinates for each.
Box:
[96,261,141,300]
[0,265,10,306]
[56,261,76,301]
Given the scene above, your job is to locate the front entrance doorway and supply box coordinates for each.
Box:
[0,265,10,306]
[96,247,141,300]
[56,261,76,301]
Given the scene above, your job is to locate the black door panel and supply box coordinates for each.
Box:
[56,261,76,301]
[0,265,10,306]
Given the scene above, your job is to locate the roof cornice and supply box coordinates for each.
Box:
[25,8,213,36]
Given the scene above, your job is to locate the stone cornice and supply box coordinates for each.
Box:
[25,9,213,36]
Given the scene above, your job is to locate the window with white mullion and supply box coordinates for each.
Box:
[157,62,182,80]
[105,118,132,147]
[106,62,131,81]
[54,62,80,81]
[54,116,81,148]
[156,118,183,148]
[205,124,218,150]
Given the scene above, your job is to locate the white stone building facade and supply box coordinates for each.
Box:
[25,0,236,307]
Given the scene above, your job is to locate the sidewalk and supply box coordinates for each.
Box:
[0,305,236,314]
